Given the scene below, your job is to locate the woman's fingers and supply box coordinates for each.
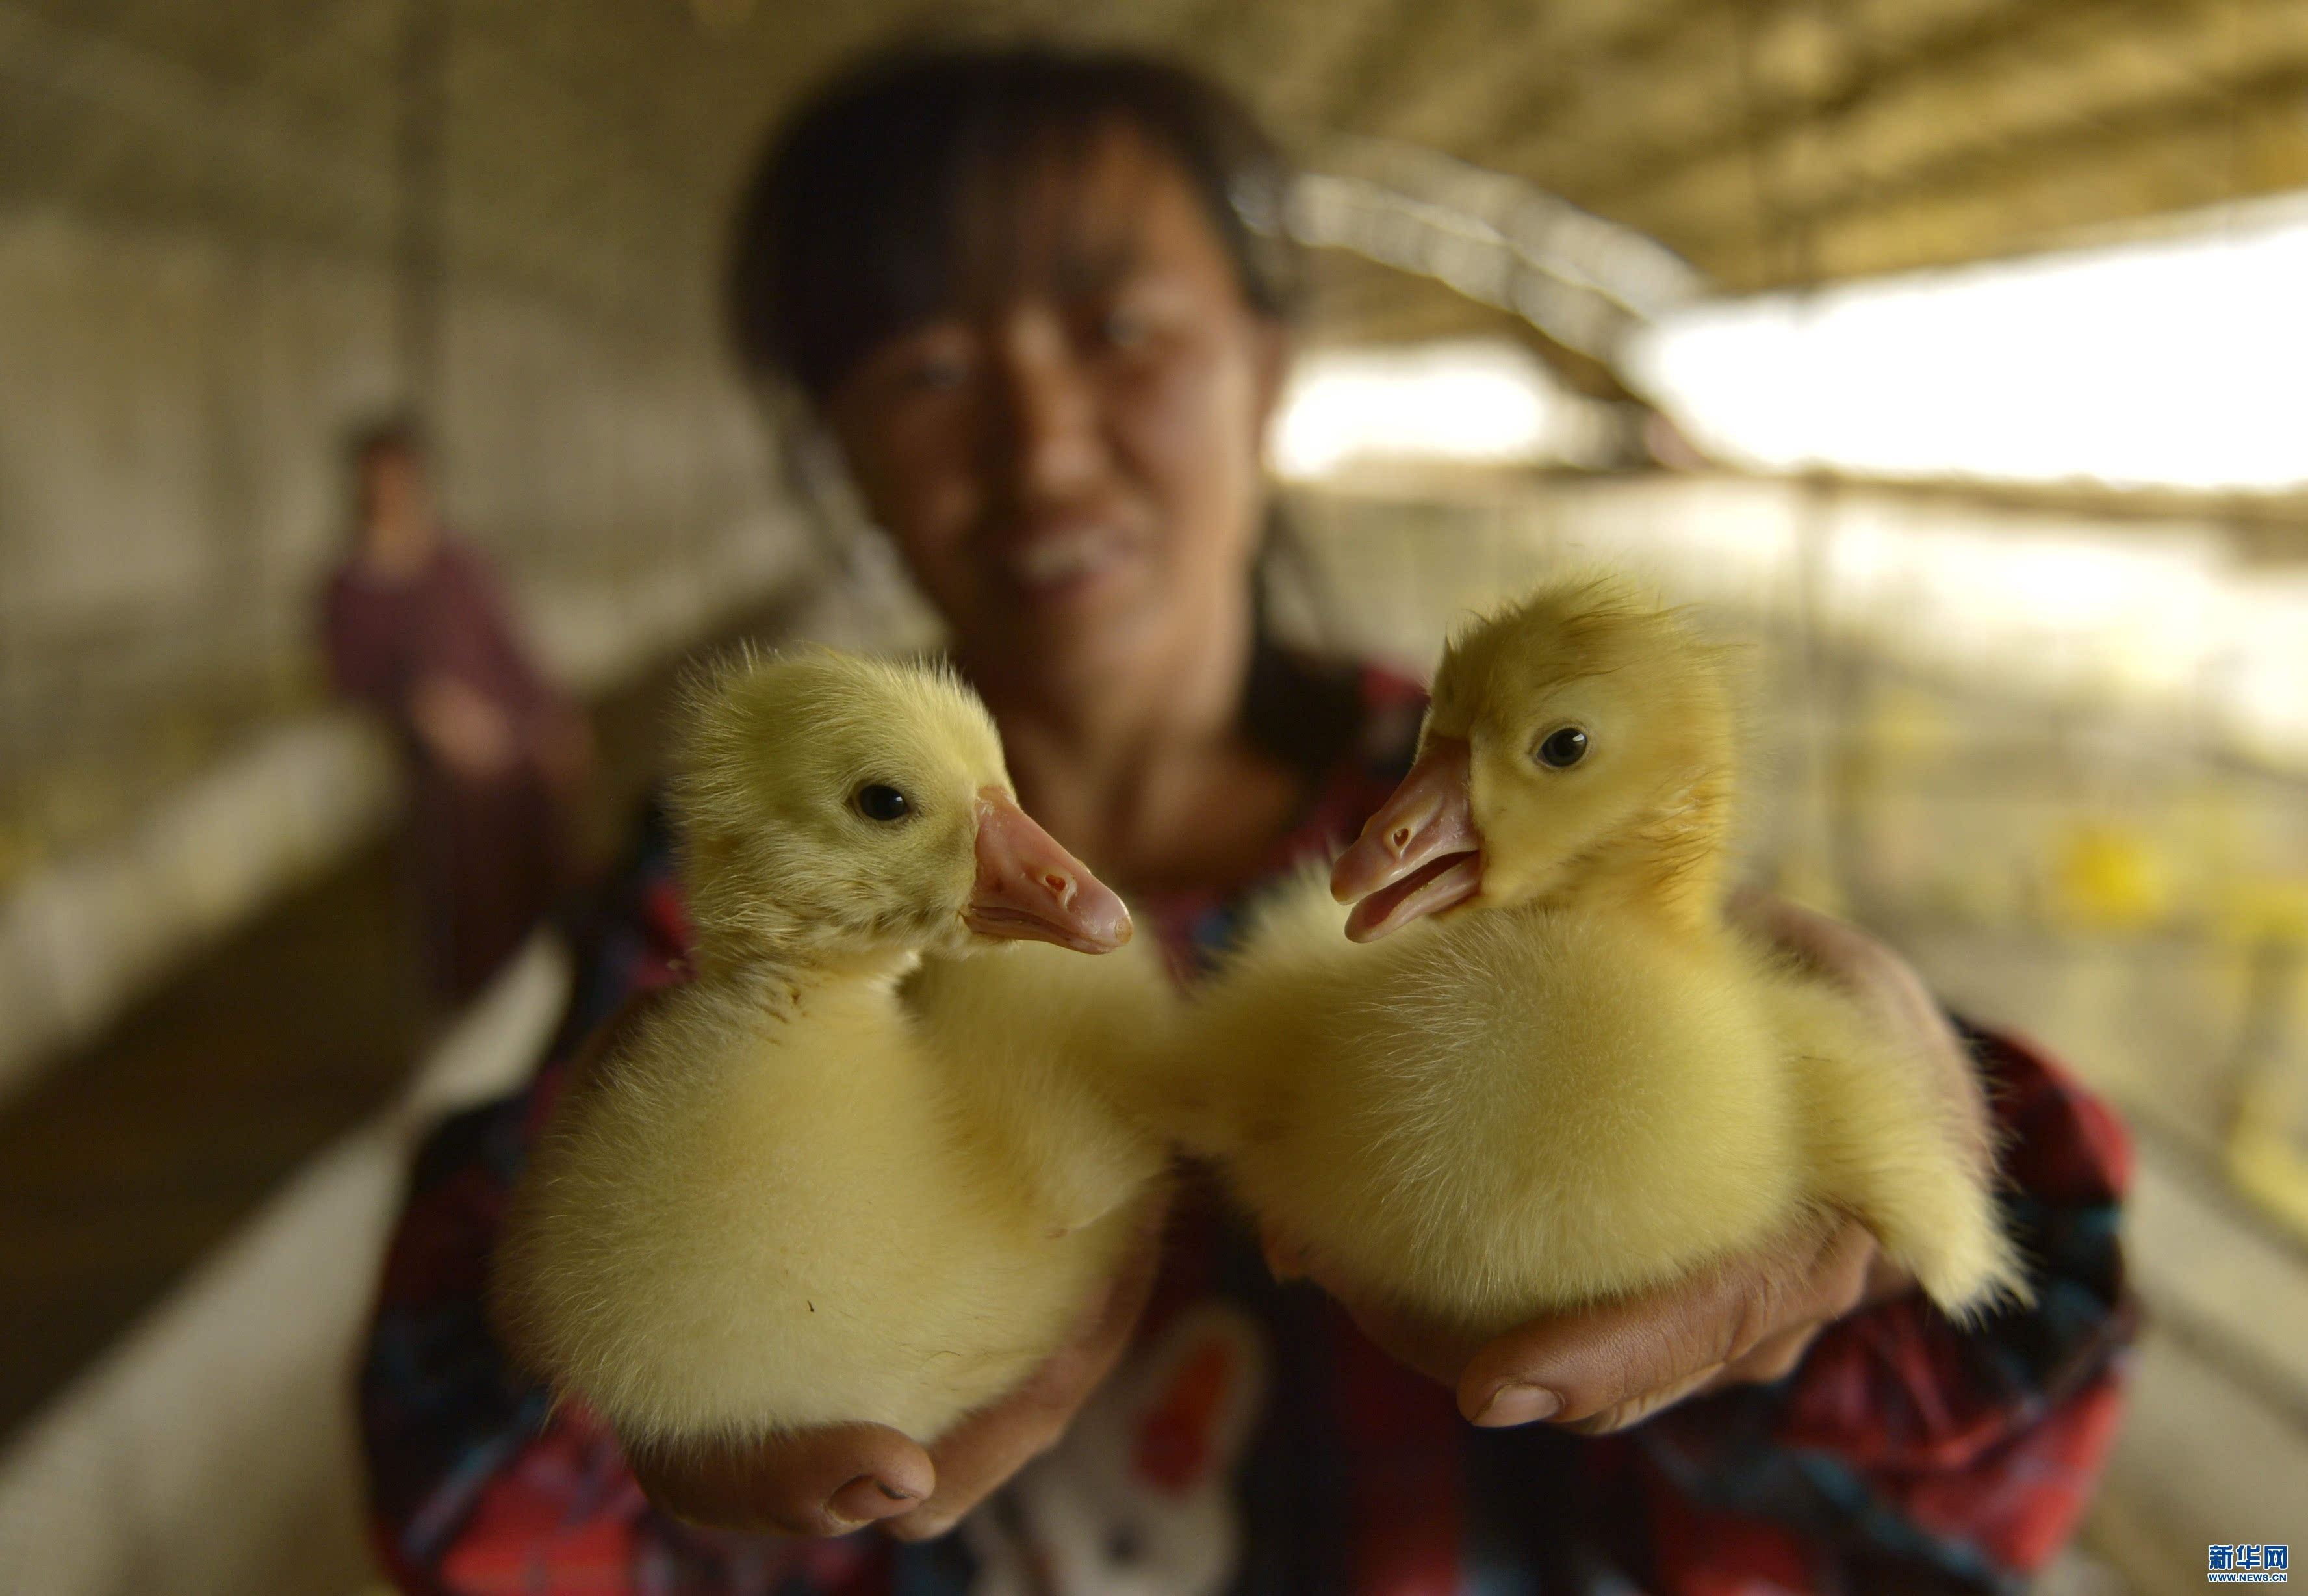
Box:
[409,673,520,777]
[1455,1216,1879,1434]
[627,1194,1166,1543]
[886,1193,1170,1540]
[629,1287,1138,1545]
[882,1348,1091,1540]
[1326,903,1965,1436]
[630,1422,933,1538]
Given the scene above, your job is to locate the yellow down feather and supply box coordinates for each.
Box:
[1169,579,2026,1339]
[493,649,1169,1447]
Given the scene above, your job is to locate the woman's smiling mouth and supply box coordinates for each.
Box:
[1007,527,1132,593]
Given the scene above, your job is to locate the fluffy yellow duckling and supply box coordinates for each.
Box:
[1175,579,2023,1340]
[494,650,1170,1449]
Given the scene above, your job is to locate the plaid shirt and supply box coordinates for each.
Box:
[360,663,2133,1596]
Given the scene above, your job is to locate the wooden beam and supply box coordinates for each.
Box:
[1737,56,2307,236]
[1458,0,1778,152]
[1567,0,2243,208]
[1309,0,1442,131]
[1652,57,2308,285]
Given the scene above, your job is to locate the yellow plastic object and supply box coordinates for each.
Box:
[2051,823,2168,933]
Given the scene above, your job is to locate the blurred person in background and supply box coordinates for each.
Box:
[324,417,595,1005]
[362,45,2133,1595]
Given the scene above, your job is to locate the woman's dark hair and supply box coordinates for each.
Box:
[345,413,428,472]
[728,42,1299,399]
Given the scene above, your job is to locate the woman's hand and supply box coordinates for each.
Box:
[1290,894,1981,1434]
[409,673,519,779]
[629,1194,1167,1539]
[508,993,1168,1539]
[1309,1211,1905,1435]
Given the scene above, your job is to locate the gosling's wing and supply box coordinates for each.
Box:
[906,936,1173,1234]
[1762,962,2030,1317]
[1165,868,1362,1156]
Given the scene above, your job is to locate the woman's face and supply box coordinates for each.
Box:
[824,127,1286,698]
[357,445,439,565]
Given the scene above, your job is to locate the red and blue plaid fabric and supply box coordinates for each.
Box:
[359,663,2132,1595]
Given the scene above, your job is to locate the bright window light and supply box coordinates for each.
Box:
[1627,192,2308,493]
[1530,475,2308,763]
[1272,339,1611,479]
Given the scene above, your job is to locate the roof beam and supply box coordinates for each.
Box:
[1657,55,2308,284]
[1569,0,2238,209]
[1461,0,1769,153]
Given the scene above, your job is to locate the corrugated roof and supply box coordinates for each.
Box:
[6,0,2303,329]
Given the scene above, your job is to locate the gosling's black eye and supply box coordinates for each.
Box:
[854,783,911,822]
[1535,727,1589,769]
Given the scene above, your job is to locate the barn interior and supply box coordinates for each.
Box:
[3,1,2307,1590]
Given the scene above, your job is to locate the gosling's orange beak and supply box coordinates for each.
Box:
[966,789,1132,953]
[1331,738,1481,942]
